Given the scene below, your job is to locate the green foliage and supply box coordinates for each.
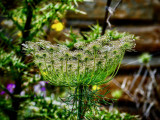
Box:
[0,98,13,120]
[63,85,114,117]
[15,94,139,120]
[20,96,74,120]
[19,95,139,120]
[0,0,84,119]
[85,108,140,120]
[64,24,136,51]
[64,24,102,49]
[0,49,27,70]
[0,0,85,42]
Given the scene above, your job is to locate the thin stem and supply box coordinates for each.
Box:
[78,58,80,75]
[93,50,96,71]
[66,59,70,85]
[61,60,63,73]
[85,60,87,74]
[66,59,68,73]
[129,64,143,91]
[78,85,83,120]
[77,58,80,82]
[44,57,48,72]
[88,50,96,84]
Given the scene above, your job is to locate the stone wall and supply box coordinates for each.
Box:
[67,0,160,21]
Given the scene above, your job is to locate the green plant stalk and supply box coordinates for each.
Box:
[66,59,70,86]
[88,50,96,84]
[78,85,83,120]
[66,59,68,73]
[78,57,80,83]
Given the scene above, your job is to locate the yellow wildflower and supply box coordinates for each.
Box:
[42,71,47,76]
[51,22,64,32]
[92,85,100,91]
[17,31,22,37]
[13,17,17,21]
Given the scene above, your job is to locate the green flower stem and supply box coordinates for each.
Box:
[66,59,68,73]
[77,58,80,83]
[44,57,48,72]
[61,60,63,73]
[78,85,84,120]
[51,62,55,73]
[83,60,88,84]
[88,50,96,84]
[66,59,69,85]
[93,50,96,71]
[104,53,108,67]
[50,54,55,72]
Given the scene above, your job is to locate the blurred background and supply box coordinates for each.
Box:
[0,0,160,120]
[66,0,160,119]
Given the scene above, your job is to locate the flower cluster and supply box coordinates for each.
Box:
[0,83,15,95]
[23,30,135,87]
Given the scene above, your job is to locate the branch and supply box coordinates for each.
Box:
[106,0,122,28]
[101,0,112,35]
[101,0,123,35]
[22,0,33,42]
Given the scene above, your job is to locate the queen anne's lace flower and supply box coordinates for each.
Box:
[23,30,135,87]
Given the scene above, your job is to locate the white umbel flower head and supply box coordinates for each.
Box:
[23,30,135,87]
